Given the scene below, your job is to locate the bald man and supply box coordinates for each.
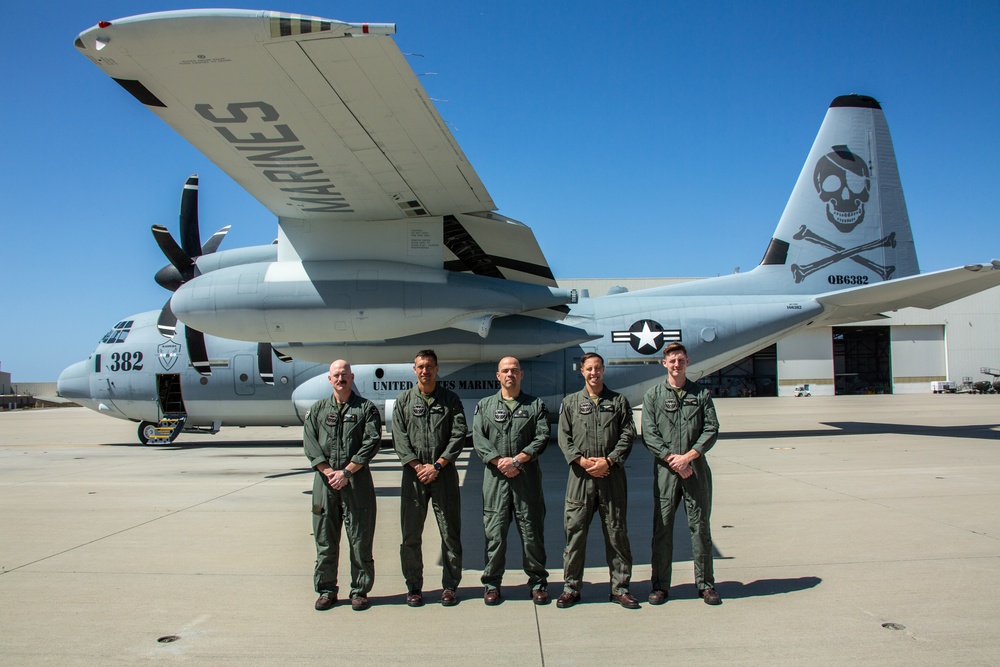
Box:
[303,360,382,612]
[472,356,551,606]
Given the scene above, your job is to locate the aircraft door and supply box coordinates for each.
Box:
[156,374,185,413]
[233,355,256,395]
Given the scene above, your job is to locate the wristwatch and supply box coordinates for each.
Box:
[341,468,353,479]
[433,461,443,471]
[511,457,523,470]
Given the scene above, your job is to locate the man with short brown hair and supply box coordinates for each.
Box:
[392,349,467,607]
[556,352,638,609]
[642,343,722,606]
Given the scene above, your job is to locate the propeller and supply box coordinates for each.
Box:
[151,175,224,377]
[152,175,291,383]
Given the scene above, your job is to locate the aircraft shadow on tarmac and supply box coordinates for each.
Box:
[723,421,1000,441]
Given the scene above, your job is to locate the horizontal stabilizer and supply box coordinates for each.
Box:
[815,262,1000,324]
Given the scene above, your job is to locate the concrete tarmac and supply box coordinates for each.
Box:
[1,394,998,665]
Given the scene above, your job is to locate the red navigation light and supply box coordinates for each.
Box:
[98,21,112,28]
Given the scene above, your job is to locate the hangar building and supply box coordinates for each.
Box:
[559,278,1000,397]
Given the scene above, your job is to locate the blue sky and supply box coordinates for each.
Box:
[2,0,998,381]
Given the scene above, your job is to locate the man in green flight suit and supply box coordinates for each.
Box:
[556,352,639,609]
[472,356,551,606]
[303,359,382,612]
[642,342,722,606]
[392,349,468,608]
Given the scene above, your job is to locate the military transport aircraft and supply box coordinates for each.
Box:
[61,9,1000,443]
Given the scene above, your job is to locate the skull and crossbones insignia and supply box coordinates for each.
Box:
[789,145,896,283]
[790,226,896,283]
[813,145,871,233]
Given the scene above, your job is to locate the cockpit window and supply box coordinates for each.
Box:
[100,320,134,344]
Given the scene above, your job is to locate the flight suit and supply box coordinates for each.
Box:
[557,387,636,595]
[472,392,550,591]
[303,392,382,598]
[641,379,719,593]
[392,385,468,592]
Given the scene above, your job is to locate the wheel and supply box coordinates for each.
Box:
[138,421,157,445]
[138,421,180,445]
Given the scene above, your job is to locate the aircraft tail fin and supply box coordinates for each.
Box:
[753,95,919,293]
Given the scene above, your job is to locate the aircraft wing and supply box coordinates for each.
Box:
[814,261,1000,324]
[75,10,493,222]
[73,9,571,285]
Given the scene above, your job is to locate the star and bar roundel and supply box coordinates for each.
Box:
[611,319,682,355]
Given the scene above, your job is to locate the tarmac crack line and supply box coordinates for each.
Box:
[0,476,275,576]
[533,603,546,667]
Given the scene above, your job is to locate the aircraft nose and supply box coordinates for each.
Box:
[57,360,92,400]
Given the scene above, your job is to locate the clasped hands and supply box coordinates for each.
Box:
[665,452,695,479]
[413,462,441,484]
[576,456,612,478]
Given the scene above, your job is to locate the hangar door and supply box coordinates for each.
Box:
[703,344,778,397]
[833,326,891,395]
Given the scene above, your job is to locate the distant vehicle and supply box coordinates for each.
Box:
[931,381,957,394]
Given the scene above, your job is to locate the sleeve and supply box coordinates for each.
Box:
[641,387,669,461]
[691,390,719,456]
[471,399,500,464]
[557,396,583,465]
[440,392,468,463]
[519,399,549,461]
[351,400,383,467]
[303,402,329,468]
[392,392,418,466]
[607,395,636,465]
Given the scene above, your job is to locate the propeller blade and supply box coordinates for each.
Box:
[185,325,211,376]
[157,301,178,338]
[257,342,274,385]
[179,174,202,259]
[152,224,194,280]
[201,225,231,255]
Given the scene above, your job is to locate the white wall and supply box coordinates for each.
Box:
[776,329,835,396]
[889,325,946,394]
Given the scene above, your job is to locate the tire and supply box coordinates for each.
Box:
[138,421,179,445]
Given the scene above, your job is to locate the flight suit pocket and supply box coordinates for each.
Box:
[564,499,588,532]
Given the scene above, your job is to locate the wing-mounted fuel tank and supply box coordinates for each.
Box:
[273,314,599,364]
[170,260,578,343]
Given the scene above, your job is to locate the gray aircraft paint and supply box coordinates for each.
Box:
[63,11,1000,443]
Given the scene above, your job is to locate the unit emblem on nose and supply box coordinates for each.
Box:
[157,340,181,371]
[612,320,681,355]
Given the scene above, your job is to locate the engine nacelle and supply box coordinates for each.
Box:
[170,260,576,343]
